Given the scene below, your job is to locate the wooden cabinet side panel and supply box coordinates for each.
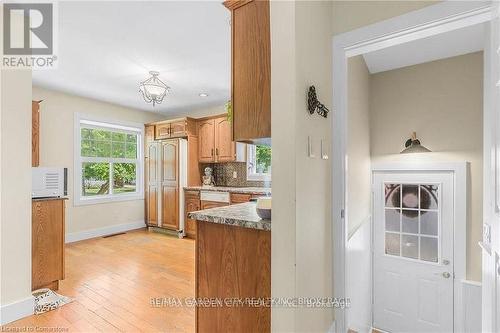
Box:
[146,142,159,226]
[232,0,271,141]
[32,200,64,291]
[188,136,201,186]
[32,101,40,167]
[196,222,271,332]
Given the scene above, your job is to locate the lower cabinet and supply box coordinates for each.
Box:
[200,200,229,210]
[185,191,200,239]
[32,198,66,291]
[230,193,252,204]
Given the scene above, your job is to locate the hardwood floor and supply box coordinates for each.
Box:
[2,229,195,332]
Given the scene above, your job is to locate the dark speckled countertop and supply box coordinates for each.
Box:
[188,202,271,231]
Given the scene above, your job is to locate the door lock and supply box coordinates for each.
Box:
[442,259,450,265]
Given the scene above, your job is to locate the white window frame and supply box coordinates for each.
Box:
[246,144,271,181]
[74,113,144,206]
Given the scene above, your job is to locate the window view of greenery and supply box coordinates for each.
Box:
[81,128,138,197]
[256,145,271,174]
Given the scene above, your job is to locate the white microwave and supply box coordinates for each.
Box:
[32,167,68,198]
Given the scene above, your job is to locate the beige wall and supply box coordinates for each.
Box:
[32,86,164,235]
[347,56,372,236]
[271,1,333,331]
[1,70,33,308]
[370,52,483,281]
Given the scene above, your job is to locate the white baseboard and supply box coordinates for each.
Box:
[0,296,35,325]
[65,221,146,243]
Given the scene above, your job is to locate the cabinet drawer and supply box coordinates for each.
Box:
[155,123,171,139]
[185,190,200,200]
[230,193,252,204]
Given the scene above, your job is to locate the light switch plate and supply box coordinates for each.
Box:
[232,171,238,179]
[308,136,315,158]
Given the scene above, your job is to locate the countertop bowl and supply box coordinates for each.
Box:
[256,208,271,220]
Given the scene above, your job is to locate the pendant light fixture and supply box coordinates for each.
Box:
[139,71,170,107]
[400,132,431,154]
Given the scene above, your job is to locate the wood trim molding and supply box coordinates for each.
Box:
[223,0,252,11]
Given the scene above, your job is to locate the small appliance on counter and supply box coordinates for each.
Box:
[256,197,271,219]
[202,166,215,188]
[32,167,68,198]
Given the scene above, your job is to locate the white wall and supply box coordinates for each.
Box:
[0,70,33,323]
[32,86,164,237]
[370,52,483,281]
[347,56,372,236]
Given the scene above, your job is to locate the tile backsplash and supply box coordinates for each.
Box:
[200,162,271,188]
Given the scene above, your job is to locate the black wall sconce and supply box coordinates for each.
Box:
[307,85,329,118]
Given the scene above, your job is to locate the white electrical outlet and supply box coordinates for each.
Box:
[232,171,238,178]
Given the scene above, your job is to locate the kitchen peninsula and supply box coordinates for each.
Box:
[189,202,271,332]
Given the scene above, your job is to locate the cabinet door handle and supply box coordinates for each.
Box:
[216,148,219,156]
[211,148,214,156]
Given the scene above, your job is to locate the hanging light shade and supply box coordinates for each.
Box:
[139,71,170,107]
[400,132,431,154]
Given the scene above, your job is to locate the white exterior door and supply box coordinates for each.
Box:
[373,171,454,332]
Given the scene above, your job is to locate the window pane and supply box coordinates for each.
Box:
[113,163,136,194]
[126,134,137,143]
[112,142,126,158]
[112,132,126,142]
[420,211,438,236]
[81,128,93,140]
[93,129,111,141]
[385,209,400,232]
[402,210,419,234]
[385,184,400,208]
[420,236,438,262]
[95,141,111,157]
[385,232,400,256]
[402,184,419,209]
[421,185,438,210]
[256,145,271,173]
[81,139,94,157]
[82,163,110,196]
[125,143,137,159]
[402,234,419,259]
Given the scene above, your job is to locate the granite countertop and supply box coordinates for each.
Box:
[184,186,271,195]
[188,202,271,231]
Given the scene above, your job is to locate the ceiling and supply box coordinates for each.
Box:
[363,22,485,74]
[32,1,231,115]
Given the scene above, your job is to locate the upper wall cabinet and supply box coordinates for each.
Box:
[154,117,196,140]
[224,0,271,143]
[197,115,246,163]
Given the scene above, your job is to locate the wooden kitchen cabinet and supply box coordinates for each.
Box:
[153,117,196,140]
[185,191,200,238]
[197,119,216,163]
[32,198,66,291]
[161,140,179,230]
[196,221,271,332]
[197,115,245,163]
[224,0,271,143]
[32,101,40,167]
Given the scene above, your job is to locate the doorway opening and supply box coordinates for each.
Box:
[332,2,491,332]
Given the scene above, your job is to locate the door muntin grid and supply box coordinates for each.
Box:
[383,182,441,263]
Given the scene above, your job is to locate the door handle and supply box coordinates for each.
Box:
[216,148,219,156]
[435,272,451,278]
